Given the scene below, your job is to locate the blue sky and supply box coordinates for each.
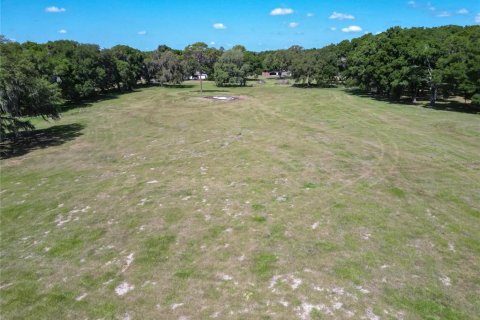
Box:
[1,0,479,51]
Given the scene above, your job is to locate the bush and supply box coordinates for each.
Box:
[471,93,480,106]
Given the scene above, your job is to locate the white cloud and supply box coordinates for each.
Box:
[330,27,337,31]
[270,8,294,16]
[436,11,452,17]
[408,1,436,12]
[213,23,226,29]
[341,25,362,33]
[137,30,146,35]
[307,13,314,17]
[210,41,215,45]
[329,11,355,20]
[45,6,66,13]
[457,8,468,14]
[58,29,67,34]
[475,13,480,24]
[288,22,299,28]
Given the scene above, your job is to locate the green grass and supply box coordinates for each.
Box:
[174,269,194,279]
[252,203,266,211]
[137,235,176,266]
[386,287,468,320]
[1,80,479,319]
[252,253,278,279]
[252,214,267,223]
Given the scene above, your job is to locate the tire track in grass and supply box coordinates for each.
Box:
[338,93,480,257]
[339,92,400,187]
[344,92,478,186]
[257,89,388,192]
[214,88,391,226]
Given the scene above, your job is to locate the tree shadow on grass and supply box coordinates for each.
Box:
[344,88,480,114]
[144,83,197,89]
[0,123,85,159]
[425,101,480,114]
[60,94,120,113]
[220,84,253,88]
[164,84,196,89]
[292,83,338,89]
[345,88,416,106]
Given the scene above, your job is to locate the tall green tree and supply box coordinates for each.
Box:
[213,48,250,86]
[46,41,106,100]
[108,45,144,91]
[291,46,338,86]
[154,51,185,85]
[344,25,479,105]
[0,40,62,138]
[184,42,219,92]
[243,51,263,77]
[264,49,291,78]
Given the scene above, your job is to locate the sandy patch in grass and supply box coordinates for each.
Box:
[201,95,248,102]
[120,313,131,320]
[448,242,455,252]
[121,253,134,272]
[365,307,380,320]
[355,285,370,294]
[54,205,91,226]
[171,303,184,310]
[75,293,88,301]
[217,273,234,281]
[269,274,303,292]
[0,283,13,290]
[296,302,332,319]
[115,282,135,296]
[55,215,72,227]
[440,275,451,286]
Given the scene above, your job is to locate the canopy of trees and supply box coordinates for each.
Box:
[146,50,184,85]
[282,26,479,105]
[0,38,62,138]
[214,46,251,86]
[343,26,480,104]
[1,25,478,137]
[290,45,338,86]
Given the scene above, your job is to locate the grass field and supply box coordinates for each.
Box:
[1,80,479,319]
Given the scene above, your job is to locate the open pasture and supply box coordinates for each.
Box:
[1,81,479,319]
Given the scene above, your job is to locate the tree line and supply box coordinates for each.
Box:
[0,39,262,137]
[1,25,479,137]
[264,25,480,105]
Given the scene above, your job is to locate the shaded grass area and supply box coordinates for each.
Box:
[345,88,480,114]
[1,80,479,319]
[0,123,84,159]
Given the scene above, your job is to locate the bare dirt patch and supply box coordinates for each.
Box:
[203,95,243,102]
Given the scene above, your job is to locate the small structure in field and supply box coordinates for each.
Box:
[261,70,291,78]
[189,71,208,80]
